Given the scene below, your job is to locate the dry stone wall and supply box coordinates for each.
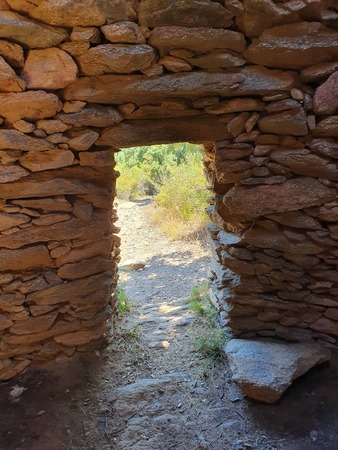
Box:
[0,0,337,380]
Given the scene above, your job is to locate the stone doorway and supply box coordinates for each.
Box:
[114,141,212,341]
[0,0,338,381]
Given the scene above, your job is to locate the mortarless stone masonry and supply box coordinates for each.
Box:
[0,0,338,380]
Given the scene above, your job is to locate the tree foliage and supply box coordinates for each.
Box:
[115,142,204,196]
[115,143,209,239]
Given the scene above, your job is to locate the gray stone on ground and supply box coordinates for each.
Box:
[224,338,331,404]
[121,261,146,271]
[110,374,186,415]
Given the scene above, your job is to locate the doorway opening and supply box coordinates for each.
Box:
[115,142,209,241]
[113,142,225,360]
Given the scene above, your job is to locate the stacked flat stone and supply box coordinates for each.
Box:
[0,0,337,380]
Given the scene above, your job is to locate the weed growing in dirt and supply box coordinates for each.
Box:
[125,325,140,338]
[117,286,131,315]
[188,282,227,360]
[188,281,216,322]
[196,328,226,360]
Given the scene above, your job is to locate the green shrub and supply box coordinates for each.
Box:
[115,143,209,240]
[116,165,150,200]
[154,152,209,222]
[116,287,131,315]
[115,143,205,198]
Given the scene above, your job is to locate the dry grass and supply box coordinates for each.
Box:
[151,206,208,242]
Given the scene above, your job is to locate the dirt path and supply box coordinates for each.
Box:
[1,199,338,450]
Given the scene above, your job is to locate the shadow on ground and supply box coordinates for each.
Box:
[0,350,337,450]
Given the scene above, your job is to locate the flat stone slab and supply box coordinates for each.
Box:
[224,338,331,404]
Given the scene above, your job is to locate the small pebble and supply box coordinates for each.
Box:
[310,430,318,442]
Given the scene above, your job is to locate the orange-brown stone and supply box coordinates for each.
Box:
[22,48,78,90]
[0,40,24,68]
[0,246,53,271]
[0,90,62,123]
[6,0,129,27]
[0,56,25,92]
[0,11,68,48]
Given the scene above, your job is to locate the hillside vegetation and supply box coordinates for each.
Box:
[115,143,209,240]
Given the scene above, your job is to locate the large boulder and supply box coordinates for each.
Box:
[225,339,331,403]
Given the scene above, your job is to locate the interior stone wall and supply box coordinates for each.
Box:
[0,0,337,380]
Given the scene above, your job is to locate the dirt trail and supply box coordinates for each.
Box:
[1,200,338,450]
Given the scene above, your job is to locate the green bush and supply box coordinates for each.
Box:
[155,152,209,222]
[116,165,149,200]
[115,143,205,197]
[115,143,209,239]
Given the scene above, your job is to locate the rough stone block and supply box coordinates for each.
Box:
[225,339,331,403]
[0,246,53,271]
[76,44,156,75]
[245,22,338,69]
[22,48,78,89]
[0,56,25,92]
[0,90,62,123]
[96,116,233,147]
[6,0,129,27]
[149,27,245,53]
[0,11,67,48]
[224,178,335,220]
[139,0,234,28]
[313,72,338,116]
[101,22,145,44]
[63,67,296,105]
